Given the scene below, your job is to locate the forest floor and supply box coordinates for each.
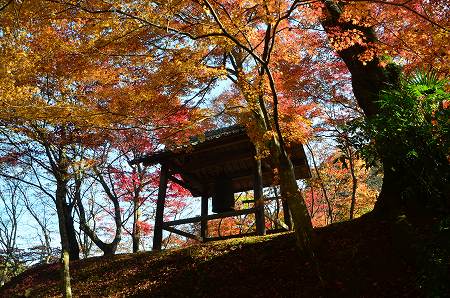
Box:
[1,212,448,297]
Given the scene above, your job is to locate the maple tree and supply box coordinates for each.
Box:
[1,0,448,296]
[320,0,448,218]
[304,144,381,226]
[0,1,212,294]
[107,130,158,253]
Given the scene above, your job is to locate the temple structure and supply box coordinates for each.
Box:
[131,126,311,250]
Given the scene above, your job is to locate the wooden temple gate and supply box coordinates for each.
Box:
[132,126,311,250]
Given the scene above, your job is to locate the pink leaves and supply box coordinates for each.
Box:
[114,130,154,154]
[136,220,153,235]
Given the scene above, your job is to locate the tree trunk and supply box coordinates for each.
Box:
[321,0,403,218]
[232,48,314,254]
[348,148,358,220]
[55,180,72,298]
[270,138,314,255]
[253,153,266,236]
[132,197,140,253]
[64,204,80,261]
[44,231,52,264]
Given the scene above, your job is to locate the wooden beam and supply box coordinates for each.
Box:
[200,196,208,241]
[187,162,310,189]
[241,196,280,204]
[167,163,204,196]
[153,164,168,251]
[163,208,256,227]
[163,226,201,241]
[254,157,266,236]
[168,174,203,196]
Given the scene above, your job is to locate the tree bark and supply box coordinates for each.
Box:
[55,180,72,298]
[347,147,358,220]
[321,0,403,218]
[64,203,80,260]
[253,152,266,236]
[232,48,314,254]
[132,196,140,253]
[270,137,314,255]
[321,0,393,118]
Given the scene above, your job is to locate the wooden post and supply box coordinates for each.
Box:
[282,199,293,230]
[254,157,266,236]
[200,196,208,241]
[153,164,168,251]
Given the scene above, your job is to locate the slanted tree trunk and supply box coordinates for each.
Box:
[231,46,314,255]
[271,138,314,253]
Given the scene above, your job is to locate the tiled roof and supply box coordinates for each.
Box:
[130,125,246,165]
[189,124,245,145]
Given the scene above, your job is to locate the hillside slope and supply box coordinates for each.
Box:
[0,214,439,297]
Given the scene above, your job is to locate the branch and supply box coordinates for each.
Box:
[343,0,448,32]
[0,0,12,12]
[46,0,226,40]
[0,172,55,201]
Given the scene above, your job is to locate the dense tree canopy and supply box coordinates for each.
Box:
[0,0,448,297]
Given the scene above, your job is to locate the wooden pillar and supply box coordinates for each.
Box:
[282,199,293,230]
[200,196,208,241]
[153,164,168,251]
[254,158,266,236]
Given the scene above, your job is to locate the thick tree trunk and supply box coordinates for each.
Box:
[372,164,402,216]
[64,204,80,260]
[321,1,392,118]
[55,181,72,298]
[321,0,403,218]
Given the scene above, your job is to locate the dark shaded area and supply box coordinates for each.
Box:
[1,213,447,297]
